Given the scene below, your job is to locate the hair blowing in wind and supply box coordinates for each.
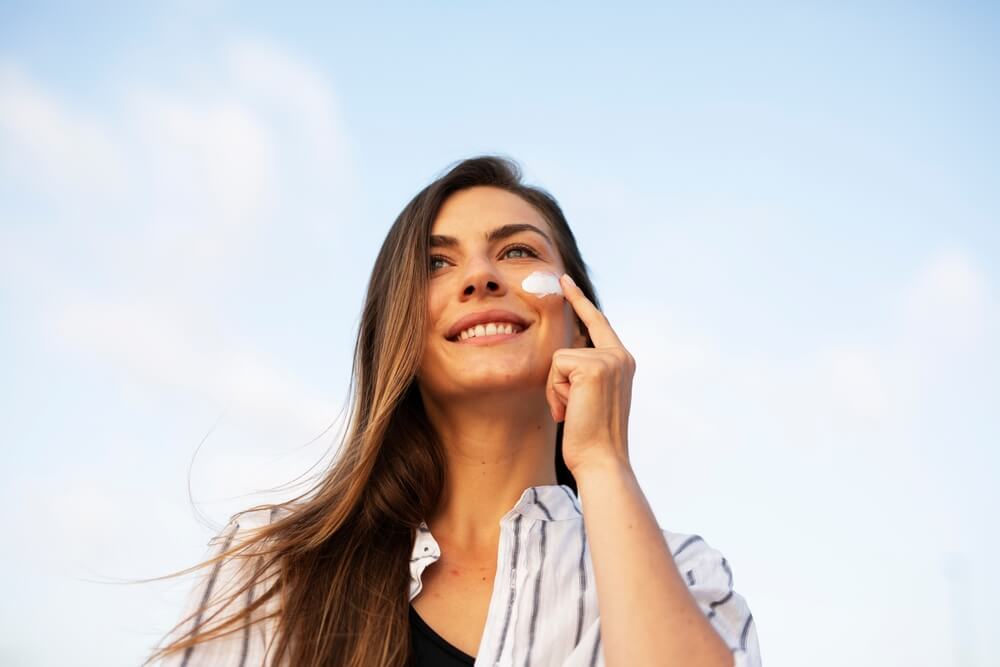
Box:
[144,155,599,667]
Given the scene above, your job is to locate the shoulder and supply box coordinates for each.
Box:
[660,527,762,667]
[150,508,288,666]
[207,505,291,599]
[212,505,292,550]
[660,527,735,604]
[229,504,290,532]
[196,507,285,608]
[661,528,722,568]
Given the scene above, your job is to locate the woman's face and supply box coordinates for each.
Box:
[417,186,587,401]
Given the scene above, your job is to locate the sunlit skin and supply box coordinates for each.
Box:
[417,188,586,408]
[412,185,732,666]
[412,185,587,656]
[415,185,588,547]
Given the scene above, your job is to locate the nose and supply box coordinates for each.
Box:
[460,256,507,299]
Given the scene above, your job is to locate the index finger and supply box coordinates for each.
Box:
[560,273,624,348]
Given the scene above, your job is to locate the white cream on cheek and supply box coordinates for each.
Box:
[521,270,564,298]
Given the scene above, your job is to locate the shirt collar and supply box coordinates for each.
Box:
[408,484,581,600]
[412,483,581,557]
[502,483,582,523]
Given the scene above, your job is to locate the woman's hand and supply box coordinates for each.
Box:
[546,273,636,475]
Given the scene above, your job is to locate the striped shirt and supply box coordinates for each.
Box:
[157,484,761,666]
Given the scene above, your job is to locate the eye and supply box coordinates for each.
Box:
[502,244,539,260]
[430,255,451,272]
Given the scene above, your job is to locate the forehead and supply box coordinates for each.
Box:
[430,186,553,239]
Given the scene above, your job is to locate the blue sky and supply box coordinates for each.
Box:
[1,2,997,665]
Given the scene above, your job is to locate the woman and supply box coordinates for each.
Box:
[147,155,761,667]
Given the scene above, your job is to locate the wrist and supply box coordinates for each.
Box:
[569,452,633,486]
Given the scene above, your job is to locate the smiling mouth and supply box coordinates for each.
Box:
[447,322,530,344]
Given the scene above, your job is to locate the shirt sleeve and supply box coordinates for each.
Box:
[150,512,275,666]
[663,529,762,667]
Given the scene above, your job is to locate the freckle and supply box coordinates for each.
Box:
[482,577,486,581]
[451,569,460,576]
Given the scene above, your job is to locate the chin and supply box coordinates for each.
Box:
[458,369,540,392]
[424,366,545,399]
[420,349,551,396]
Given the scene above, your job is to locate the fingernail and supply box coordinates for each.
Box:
[563,273,576,288]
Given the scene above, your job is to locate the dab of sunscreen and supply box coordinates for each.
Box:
[521,270,564,298]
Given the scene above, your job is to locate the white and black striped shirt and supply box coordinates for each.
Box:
[158,484,761,666]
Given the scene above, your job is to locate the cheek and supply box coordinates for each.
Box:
[559,302,578,343]
[418,291,448,381]
[425,286,448,336]
[534,296,575,345]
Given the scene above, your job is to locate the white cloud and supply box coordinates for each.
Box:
[816,342,892,425]
[127,89,277,233]
[221,36,358,243]
[616,244,995,507]
[0,62,127,198]
[50,298,339,435]
[2,41,356,438]
[226,36,346,159]
[900,247,991,349]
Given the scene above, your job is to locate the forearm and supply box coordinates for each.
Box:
[575,455,733,667]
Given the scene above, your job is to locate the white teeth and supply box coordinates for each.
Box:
[456,322,524,340]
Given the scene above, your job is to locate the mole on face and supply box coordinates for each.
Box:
[520,270,564,298]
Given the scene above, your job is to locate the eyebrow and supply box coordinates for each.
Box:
[429,223,553,249]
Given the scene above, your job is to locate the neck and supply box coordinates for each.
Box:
[420,387,558,556]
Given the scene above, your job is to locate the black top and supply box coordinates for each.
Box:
[409,603,476,666]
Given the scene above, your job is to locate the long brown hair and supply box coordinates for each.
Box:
[146,154,600,667]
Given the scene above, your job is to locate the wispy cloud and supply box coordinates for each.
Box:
[1,39,355,436]
[900,246,991,350]
[127,88,277,232]
[50,297,338,433]
[0,61,128,198]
